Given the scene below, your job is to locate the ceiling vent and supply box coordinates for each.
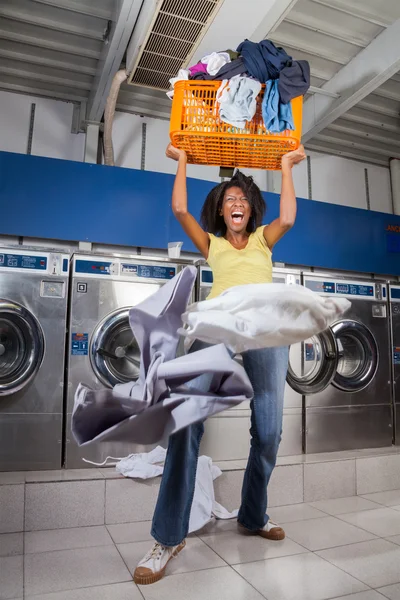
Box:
[126,0,223,90]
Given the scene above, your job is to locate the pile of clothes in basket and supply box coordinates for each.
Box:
[167,39,310,133]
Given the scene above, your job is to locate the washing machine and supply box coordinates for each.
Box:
[0,246,69,471]
[389,283,400,445]
[287,272,392,454]
[65,252,194,468]
[197,264,303,461]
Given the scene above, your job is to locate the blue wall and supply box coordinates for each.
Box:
[1,151,400,275]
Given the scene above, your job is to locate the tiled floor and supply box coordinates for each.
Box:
[2,491,400,599]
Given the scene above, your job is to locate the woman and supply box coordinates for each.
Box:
[134,143,306,585]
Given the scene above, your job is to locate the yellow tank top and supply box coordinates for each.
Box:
[206,226,272,299]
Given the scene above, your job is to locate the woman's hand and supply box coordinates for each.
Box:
[166,143,187,162]
[282,144,306,169]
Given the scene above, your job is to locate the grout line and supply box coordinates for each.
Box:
[23,481,26,600]
[103,478,106,526]
[228,564,270,599]
[312,549,376,593]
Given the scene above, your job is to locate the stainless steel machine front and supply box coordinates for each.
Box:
[65,253,194,468]
[389,284,400,446]
[0,246,69,471]
[287,273,392,453]
[197,264,303,461]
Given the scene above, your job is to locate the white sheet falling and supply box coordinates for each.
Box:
[181,282,351,354]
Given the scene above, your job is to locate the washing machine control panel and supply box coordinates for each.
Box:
[305,278,386,300]
[198,266,300,288]
[73,256,177,282]
[0,248,69,275]
[390,286,400,303]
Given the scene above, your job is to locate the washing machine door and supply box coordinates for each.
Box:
[286,329,339,394]
[331,319,378,392]
[90,308,141,388]
[0,300,45,395]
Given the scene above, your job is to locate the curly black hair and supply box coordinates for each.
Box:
[200,170,266,236]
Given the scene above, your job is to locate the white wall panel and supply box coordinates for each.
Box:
[367,164,393,214]
[0,90,84,162]
[0,90,31,154]
[32,98,84,162]
[308,151,367,209]
[113,111,142,169]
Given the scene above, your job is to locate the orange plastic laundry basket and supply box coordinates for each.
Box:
[170,81,302,171]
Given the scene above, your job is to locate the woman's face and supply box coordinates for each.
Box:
[220,186,251,234]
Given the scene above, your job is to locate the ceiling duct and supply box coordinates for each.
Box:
[126,0,223,90]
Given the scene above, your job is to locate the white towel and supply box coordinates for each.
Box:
[180,283,351,354]
[216,75,261,129]
[202,51,231,76]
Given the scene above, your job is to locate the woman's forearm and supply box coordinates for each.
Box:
[279,164,297,228]
[172,156,188,216]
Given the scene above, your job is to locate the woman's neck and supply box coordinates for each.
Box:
[224,229,250,248]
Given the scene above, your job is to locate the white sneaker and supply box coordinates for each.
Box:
[258,520,285,540]
[239,520,285,540]
[133,540,186,585]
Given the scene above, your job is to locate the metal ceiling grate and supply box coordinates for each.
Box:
[127,0,223,90]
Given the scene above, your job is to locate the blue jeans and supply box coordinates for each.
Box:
[151,340,289,546]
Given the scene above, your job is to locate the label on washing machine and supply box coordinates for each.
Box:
[201,269,213,284]
[335,283,374,296]
[121,263,176,280]
[0,253,47,270]
[71,333,89,356]
[394,347,400,365]
[305,280,335,294]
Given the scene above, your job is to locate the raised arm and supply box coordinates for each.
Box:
[166,144,210,259]
[263,144,306,249]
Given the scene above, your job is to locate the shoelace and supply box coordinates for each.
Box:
[146,543,164,561]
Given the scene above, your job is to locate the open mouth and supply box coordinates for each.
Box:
[231,211,244,224]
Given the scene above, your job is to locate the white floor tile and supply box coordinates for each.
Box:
[361,490,400,507]
[25,469,103,483]
[310,496,381,515]
[0,555,23,599]
[105,479,160,525]
[98,469,124,479]
[107,521,153,544]
[268,503,326,523]
[25,582,142,600]
[339,508,400,537]
[282,516,376,551]
[0,532,23,557]
[386,535,400,546]
[199,528,307,565]
[194,518,238,536]
[356,456,400,495]
[234,552,367,600]
[25,480,105,531]
[378,582,400,599]
[25,525,113,554]
[304,460,356,502]
[317,538,400,588]
[0,484,24,533]
[25,545,131,596]
[25,581,143,600]
[0,472,25,484]
[117,537,225,576]
[329,592,389,600]
[138,566,264,600]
